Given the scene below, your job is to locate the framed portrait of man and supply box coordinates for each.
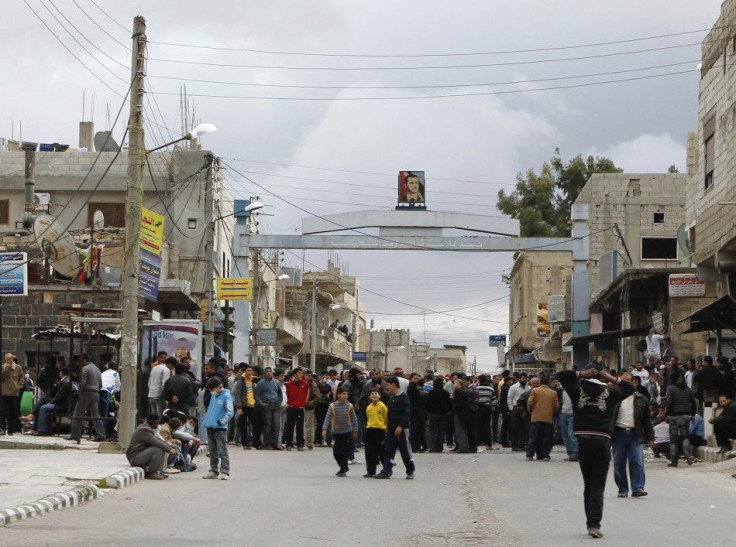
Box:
[398,171,426,205]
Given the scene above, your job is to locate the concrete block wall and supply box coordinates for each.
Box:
[0,286,120,362]
[580,173,687,299]
[691,1,736,265]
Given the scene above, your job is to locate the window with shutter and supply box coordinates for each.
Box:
[88,203,125,227]
[0,200,9,225]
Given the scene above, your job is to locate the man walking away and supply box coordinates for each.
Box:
[665,372,696,467]
[375,377,415,479]
[68,354,106,442]
[202,377,234,480]
[612,372,652,498]
[558,363,634,539]
[526,374,559,461]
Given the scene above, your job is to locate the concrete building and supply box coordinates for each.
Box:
[507,250,573,371]
[568,172,709,366]
[0,125,233,366]
[681,0,736,357]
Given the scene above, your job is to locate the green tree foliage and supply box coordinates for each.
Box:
[496,149,622,237]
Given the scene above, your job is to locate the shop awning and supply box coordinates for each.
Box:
[679,295,736,334]
[564,325,650,346]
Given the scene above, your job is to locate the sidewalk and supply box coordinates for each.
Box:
[0,434,140,524]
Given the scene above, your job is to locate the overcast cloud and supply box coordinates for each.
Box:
[0,1,724,369]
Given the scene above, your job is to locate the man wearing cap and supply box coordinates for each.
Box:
[126,413,176,480]
[557,363,635,539]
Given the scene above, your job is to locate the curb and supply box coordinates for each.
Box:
[0,484,101,526]
[104,467,144,489]
[696,445,735,463]
[0,467,144,527]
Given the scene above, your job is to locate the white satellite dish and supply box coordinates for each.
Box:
[93,210,105,230]
[33,214,81,278]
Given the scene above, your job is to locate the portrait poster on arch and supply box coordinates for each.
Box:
[141,320,203,379]
[398,171,426,205]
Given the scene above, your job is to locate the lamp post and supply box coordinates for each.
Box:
[383,345,405,370]
[249,272,288,368]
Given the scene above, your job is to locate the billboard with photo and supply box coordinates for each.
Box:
[398,171,426,205]
[141,320,203,379]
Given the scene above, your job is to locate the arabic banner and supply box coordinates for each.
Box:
[141,207,165,256]
[217,277,253,300]
[140,249,162,302]
[0,252,28,296]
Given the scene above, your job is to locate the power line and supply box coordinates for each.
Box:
[148,59,698,91]
[150,68,696,101]
[146,27,712,58]
[146,41,700,72]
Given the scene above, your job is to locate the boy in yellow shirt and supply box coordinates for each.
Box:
[364,389,388,477]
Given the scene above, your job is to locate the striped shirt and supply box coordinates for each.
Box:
[323,400,358,434]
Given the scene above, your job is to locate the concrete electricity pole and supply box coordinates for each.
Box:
[203,154,215,361]
[118,16,147,448]
[310,281,317,371]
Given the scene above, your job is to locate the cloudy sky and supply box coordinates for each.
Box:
[1,0,724,370]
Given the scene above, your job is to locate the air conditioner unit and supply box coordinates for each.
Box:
[34,193,51,206]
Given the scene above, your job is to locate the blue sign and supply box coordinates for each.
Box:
[488,335,506,347]
[0,252,28,296]
[139,249,161,302]
[352,351,367,362]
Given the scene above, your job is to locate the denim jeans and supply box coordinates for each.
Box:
[37,403,57,434]
[669,415,692,463]
[207,428,230,475]
[261,405,281,448]
[561,413,578,457]
[611,428,645,494]
[578,437,611,529]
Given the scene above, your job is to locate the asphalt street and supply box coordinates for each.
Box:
[4,445,736,546]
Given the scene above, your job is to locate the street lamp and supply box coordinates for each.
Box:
[384,344,405,370]
[147,123,217,153]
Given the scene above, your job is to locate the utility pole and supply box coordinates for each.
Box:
[203,154,215,362]
[367,319,374,370]
[310,281,317,371]
[119,16,146,448]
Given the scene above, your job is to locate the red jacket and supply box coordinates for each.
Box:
[286,378,310,409]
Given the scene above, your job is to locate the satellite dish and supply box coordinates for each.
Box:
[33,214,81,277]
[93,210,105,230]
[676,223,690,256]
[94,131,120,152]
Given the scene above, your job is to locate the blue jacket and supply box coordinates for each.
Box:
[202,389,234,430]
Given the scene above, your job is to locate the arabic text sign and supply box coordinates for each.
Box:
[488,335,506,347]
[139,249,161,302]
[668,273,705,297]
[0,252,28,296]
[140,207,165,256]
[216,277,253,300]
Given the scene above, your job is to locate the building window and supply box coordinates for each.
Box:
[188,218,197,229]
[0,200,9,225]
[704,114,716,190]
[88,203,125,228]
[641,237,678,260]
[653,212,665,224]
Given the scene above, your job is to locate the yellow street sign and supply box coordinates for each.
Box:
[217,277,253,300]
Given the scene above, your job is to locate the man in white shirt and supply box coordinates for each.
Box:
[101,362,121,395]
[507,373,530,451]
[631,361,649,387]
[645,329,664,362]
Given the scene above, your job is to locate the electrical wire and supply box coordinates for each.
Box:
[147,26,713,58]
[148,58,698,91]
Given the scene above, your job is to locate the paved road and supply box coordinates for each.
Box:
[5,445,736,546]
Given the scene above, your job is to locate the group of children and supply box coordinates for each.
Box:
[323,377,415,480]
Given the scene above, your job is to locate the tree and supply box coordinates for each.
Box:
[496,149,622,237]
